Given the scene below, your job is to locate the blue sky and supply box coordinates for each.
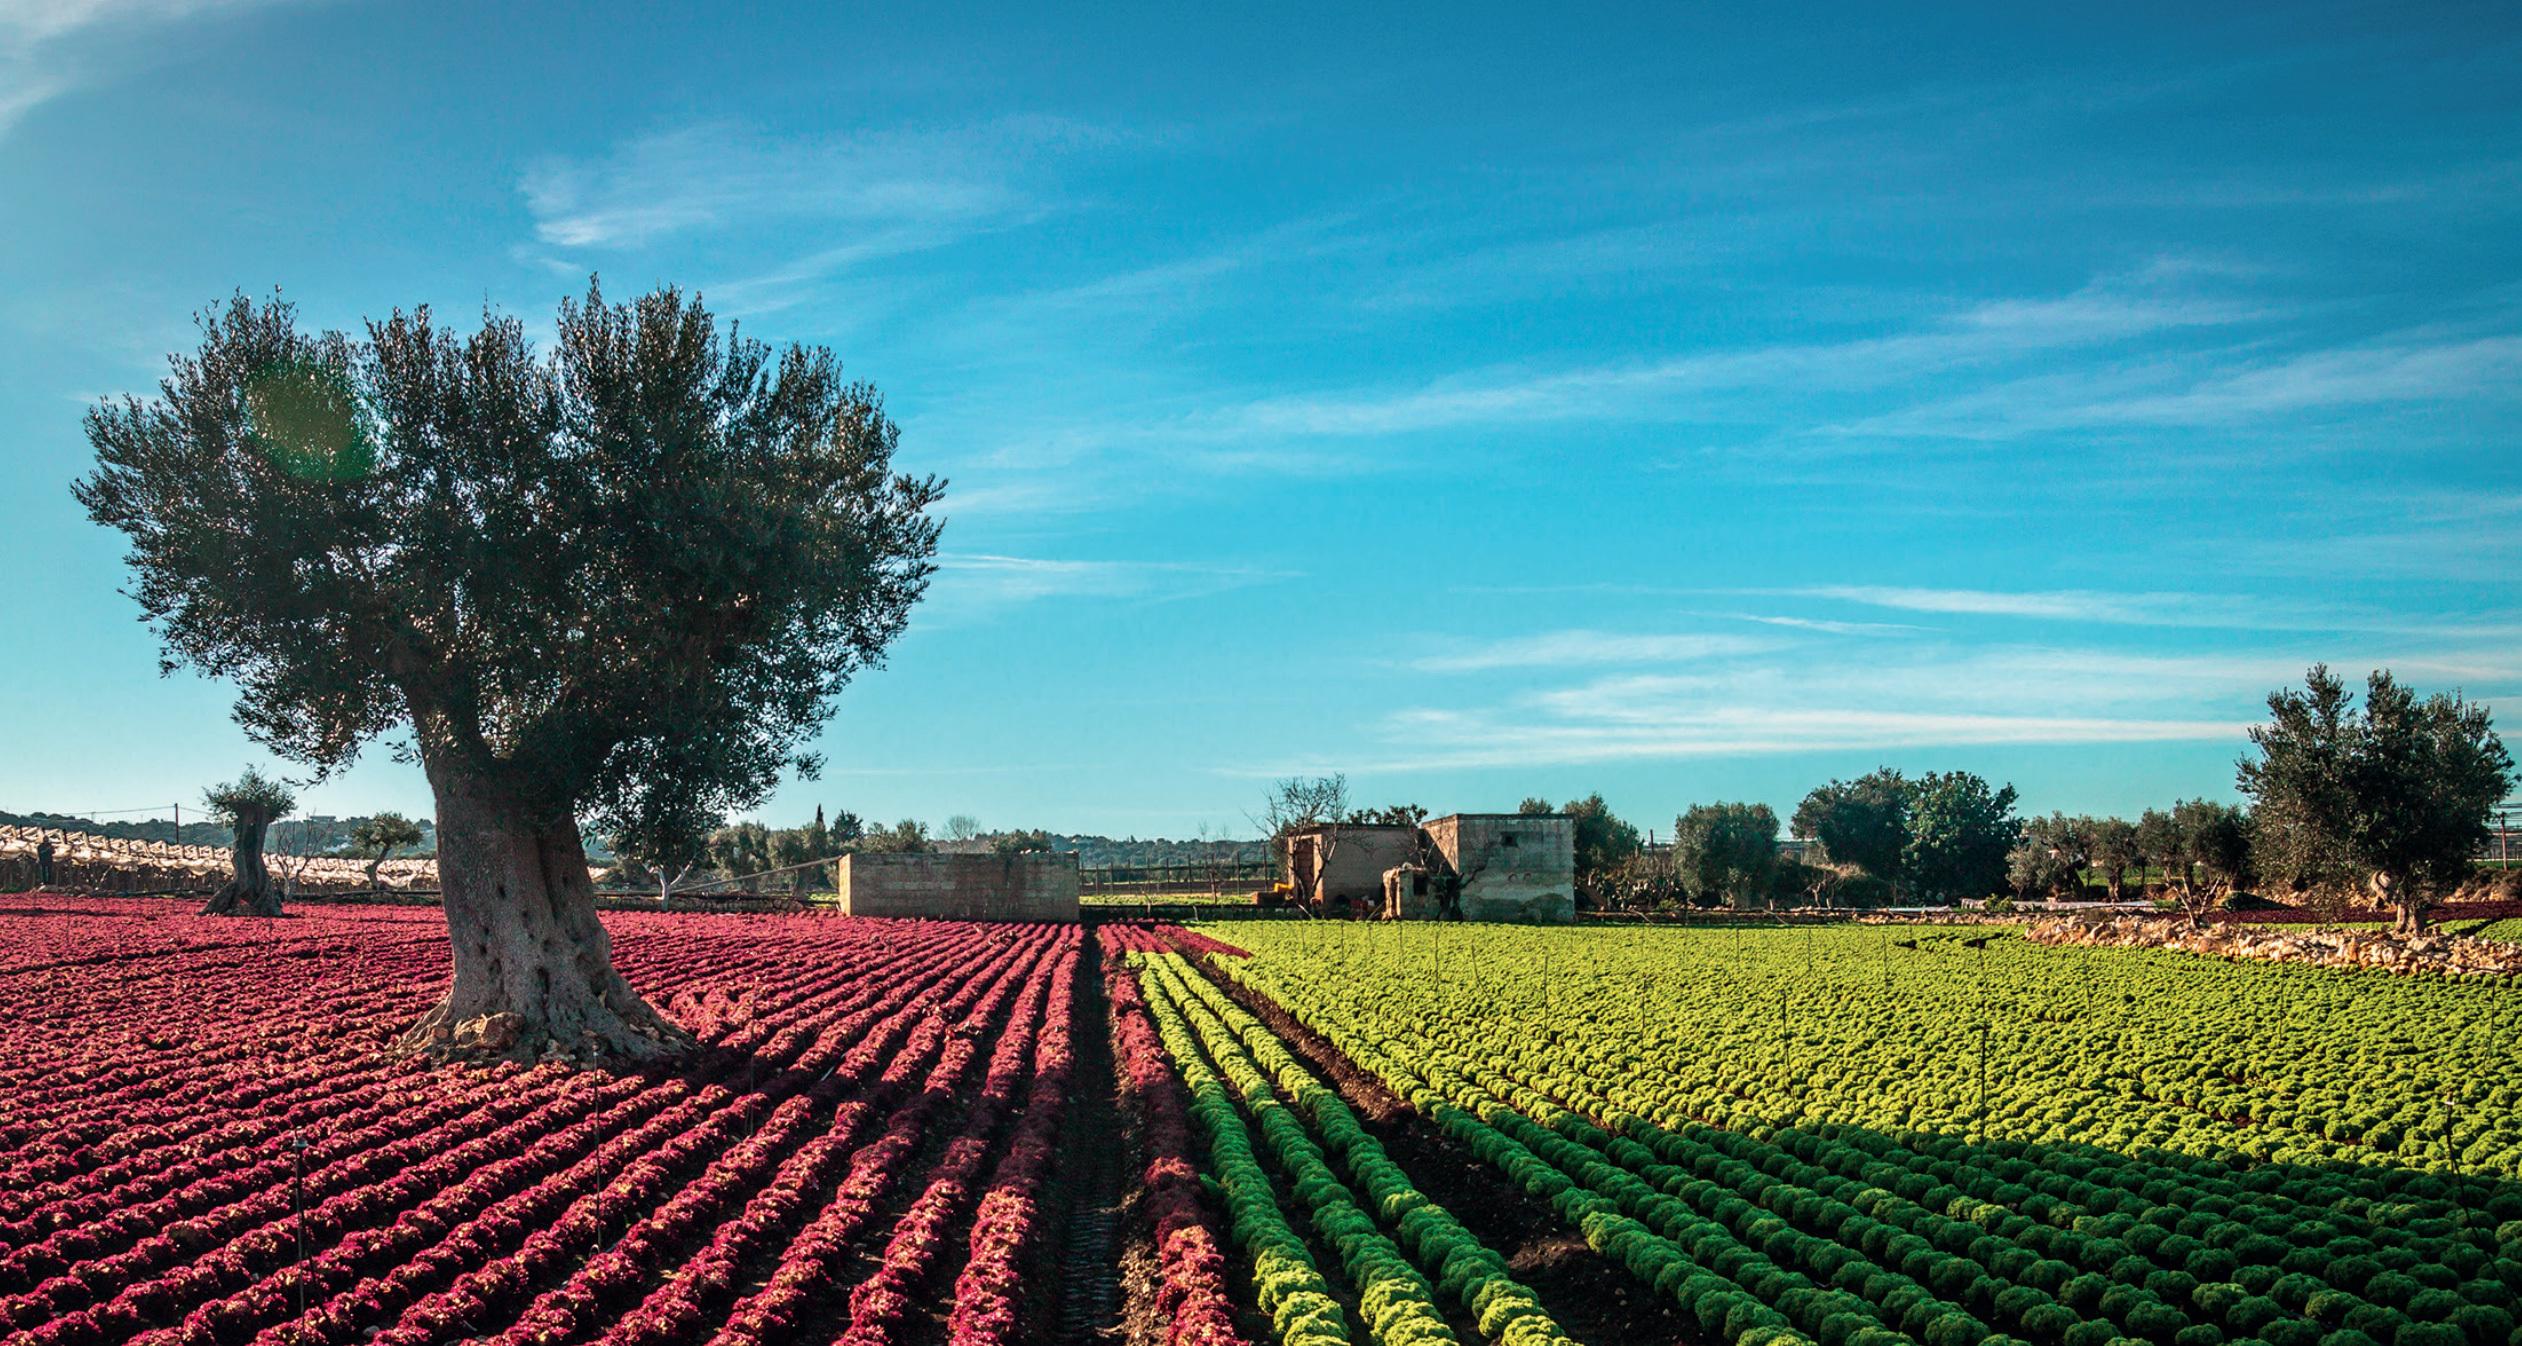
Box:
[2,1,2517,839]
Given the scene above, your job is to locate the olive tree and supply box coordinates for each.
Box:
[1672,801,1780,909]
[1792,770,1910,893]
[348,811,424,892]
[2138,799,2252,927]
[608,792,721,907]
[76,282,942,1060]
[2008,812,2091,900]
[2087,816,2142,902]
[201,767,296,916]
[2239,665,2510,933]
[1901,771,2020,903]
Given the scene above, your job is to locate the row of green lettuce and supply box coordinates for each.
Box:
[1118,929,1581,1346]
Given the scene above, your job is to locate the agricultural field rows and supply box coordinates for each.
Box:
[0,897,1082,1346]
[1146,922,2522,1346]
[1107,925,1576,1346]
[1222,924,2521,1174]
[12,902,2522,1346]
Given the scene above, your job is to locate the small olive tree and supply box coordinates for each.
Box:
[202,767,296,916]
[349,812,424,892]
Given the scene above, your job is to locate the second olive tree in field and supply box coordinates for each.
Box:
[2240,665,2510,933]
[200,767,296,916]
[77,281,943,1061]
[2009,812,2093,899]
[348,811,423,892]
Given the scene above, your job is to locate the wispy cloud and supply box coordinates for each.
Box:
[1175,267,2265,441]
[1409,630,1781,672]
[2093,334,2522,425]
[1837,329,2522,440]
[1343,705,2247,772]
[925,551,1296,618]
[1326,638,2522,773]
[1733,614,1929,636]
[1354,220,1721,311]
[1777,584,2522,636]
[1781,585,2239,625]
[518,115,1122,251]
[0,0,304,136]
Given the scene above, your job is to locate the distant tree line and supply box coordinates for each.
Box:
[1540,665,2510,933]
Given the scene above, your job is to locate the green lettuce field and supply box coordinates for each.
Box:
[1109,922,2522,1346]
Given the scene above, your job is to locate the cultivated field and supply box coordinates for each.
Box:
[0,897,1079,1346]
[1107,923,2522,1346]
[8,901,2522,1346]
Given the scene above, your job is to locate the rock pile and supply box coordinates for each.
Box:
[2026,913,2522,978]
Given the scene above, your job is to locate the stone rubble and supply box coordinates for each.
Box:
[2025,913,2522,978]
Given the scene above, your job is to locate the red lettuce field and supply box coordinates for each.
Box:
[0,897,1088,1346]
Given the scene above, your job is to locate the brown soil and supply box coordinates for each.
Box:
[1051,939,1129,1346]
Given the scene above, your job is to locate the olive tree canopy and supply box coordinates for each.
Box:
[76,280,943,1060]
[2239,665,2509,932]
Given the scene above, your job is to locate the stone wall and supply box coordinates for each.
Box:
[2026,913,2522,978]
[1280,824,1418,905]
[1423,814,1575,923]
[834,852,1081,922]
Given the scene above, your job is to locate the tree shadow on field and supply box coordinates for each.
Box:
[1578,1112,2522,1346]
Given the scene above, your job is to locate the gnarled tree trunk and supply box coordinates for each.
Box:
[400,778,693,1064]
[201,808,283,916]
[2374,870,2428,935]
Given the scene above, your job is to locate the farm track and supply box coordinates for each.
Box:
[1052,932,1126,1346]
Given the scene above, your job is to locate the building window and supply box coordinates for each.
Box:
[1501,833,1518,847]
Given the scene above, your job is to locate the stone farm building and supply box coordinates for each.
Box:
[832,851,1081,922]
[1277,812,1575,923]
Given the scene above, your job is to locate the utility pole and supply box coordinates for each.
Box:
[1976,1022,1989,1145]
[289,1136,309,1317]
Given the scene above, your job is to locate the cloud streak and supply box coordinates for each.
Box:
[924,551,1296,618]
[1303,623,2522,774]
[0,0,304,136]
[1409,630,1781,672]
[1175,268,2268,441]
[1782,585,2243,626]
[518,115,1121,250]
